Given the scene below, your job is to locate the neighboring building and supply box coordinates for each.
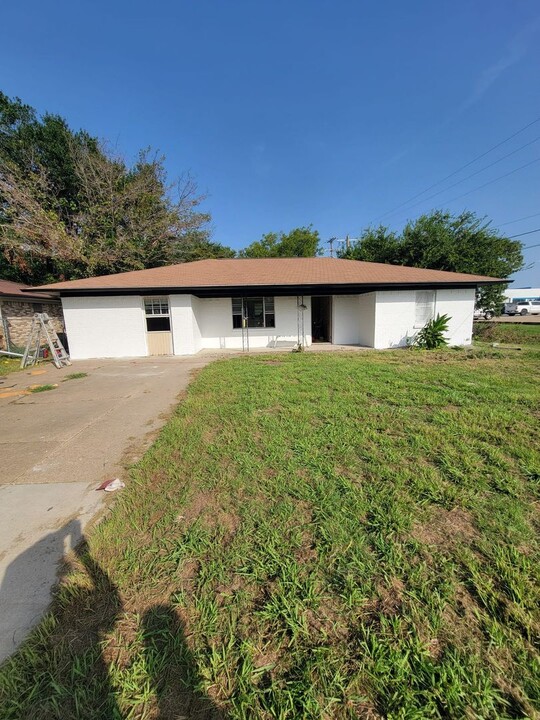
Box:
[0,280,65,352]
[30,258,505,359]
[503,287,540,302]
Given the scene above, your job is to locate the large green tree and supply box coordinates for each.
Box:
[340,211,523,310]
[239,225,321,258]
[0,91,231,284]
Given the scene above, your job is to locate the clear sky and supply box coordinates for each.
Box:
[1,1,539,286]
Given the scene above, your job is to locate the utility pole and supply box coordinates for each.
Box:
[327,237,336,258]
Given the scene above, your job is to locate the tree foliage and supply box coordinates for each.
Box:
[340,211,523,310]
[239,225,321,258]
[0,91,231,284]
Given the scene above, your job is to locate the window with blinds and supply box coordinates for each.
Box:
[414,290,435,328]
[232,297,275,328]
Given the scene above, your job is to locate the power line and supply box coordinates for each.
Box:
[498,211,540,227]
[433,157,540,206]
[509,228,540,238]
[389,158,540,228]
[523,242,540,249]
[380,135,540,220]
[372,116,540,223]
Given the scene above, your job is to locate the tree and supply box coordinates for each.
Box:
[0,91,227,284]
[340,211,523,311]
[239,225,321,258]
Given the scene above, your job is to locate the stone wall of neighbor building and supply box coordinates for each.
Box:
[0,300,65,350]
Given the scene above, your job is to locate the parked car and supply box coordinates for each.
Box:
[473,308,495,320]
[504,300,540,316]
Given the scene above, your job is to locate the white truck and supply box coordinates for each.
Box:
[503,299,540,316]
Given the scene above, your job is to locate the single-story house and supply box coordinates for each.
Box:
[29,258,505,359]
[0,279,65,352]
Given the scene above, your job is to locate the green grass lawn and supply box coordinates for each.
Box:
[473,321,540,346]
[1,348,539,719]
[0,357,21,376]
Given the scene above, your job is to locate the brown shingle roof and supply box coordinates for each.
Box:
[0,279,59,300]
[29,258,505,293]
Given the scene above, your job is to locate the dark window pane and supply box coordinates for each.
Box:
[246,298,264,327]
[232,297,276,328]
[32,303,43,313]
[232,298,243,314]
[146,316,171,332]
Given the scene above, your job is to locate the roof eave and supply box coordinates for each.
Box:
[46,278,508,298]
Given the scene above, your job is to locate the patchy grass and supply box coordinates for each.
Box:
[474,321,540,346]
[1,348,539,719]
[63,372,88,381]
[28,383,57,393]
[0,357,21,376]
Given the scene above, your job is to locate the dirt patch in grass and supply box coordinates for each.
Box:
[412,506,478,548]
[178,490,240,540]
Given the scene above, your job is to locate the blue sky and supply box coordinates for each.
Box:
[1,1,539,286]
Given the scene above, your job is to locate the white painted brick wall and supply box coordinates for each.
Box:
[373,288,475,349]
[62,288,475,359]
[62,296,148,359]
[332,295,361,344]
[193,296,311,349]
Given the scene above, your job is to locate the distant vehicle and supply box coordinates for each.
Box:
[474,308,495,320]
[504,299,540,316]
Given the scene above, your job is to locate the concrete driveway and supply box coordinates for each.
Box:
[0,355,211,663]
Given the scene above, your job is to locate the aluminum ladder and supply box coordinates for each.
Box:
[21,313,71,369]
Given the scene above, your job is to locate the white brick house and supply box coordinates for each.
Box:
[30,258,505,360]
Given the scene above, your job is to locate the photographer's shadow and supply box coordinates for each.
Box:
[142,603,227,719]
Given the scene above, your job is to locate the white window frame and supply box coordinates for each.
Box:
[414,290,436,328]
[144,296,171,333]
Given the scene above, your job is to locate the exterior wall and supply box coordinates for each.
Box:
[357,292,376,347]
[332,295,361,344]
[373,288,475,349]
[59,287,476,359]
[504,287,540,301]
[192,296,311,349]
[62,296,148,359]
[0,299,64,351]
[329,293,376,347]
[170,294,202,355]
[434,288,475,346]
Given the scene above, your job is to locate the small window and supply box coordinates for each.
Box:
[144,298,169,316]
[32,303,43,313]
[144,297,170,332]
[414,290,435,328]
[231,297,275,329]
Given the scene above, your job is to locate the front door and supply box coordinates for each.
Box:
[311,296,332,342]
[144,297,173,355]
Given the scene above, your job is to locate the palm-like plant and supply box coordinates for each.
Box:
[414,314,451,349]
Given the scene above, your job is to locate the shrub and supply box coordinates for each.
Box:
[414,314,451,349]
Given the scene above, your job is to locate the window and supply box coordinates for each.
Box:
[32,303,43,313]
[232,297,275,328]
[414,290,435,328]
[144,297,170,332]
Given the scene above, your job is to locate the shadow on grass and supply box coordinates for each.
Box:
[0,520,227,719]
[143,605,227,719]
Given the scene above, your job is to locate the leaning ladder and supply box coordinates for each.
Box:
[21,313,71,369]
